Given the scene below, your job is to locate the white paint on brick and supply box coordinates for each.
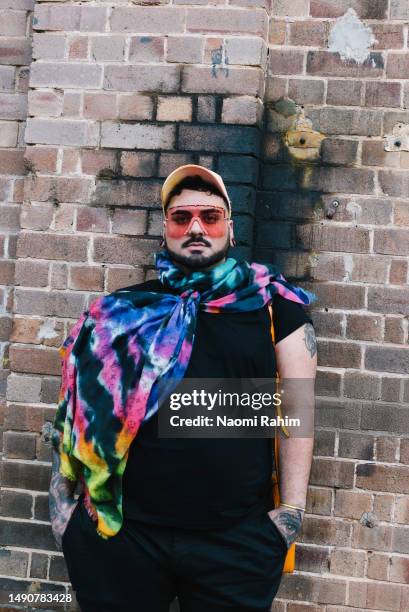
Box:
[343,254,354,282]
[37,319,59,341]
[328,9,377,64]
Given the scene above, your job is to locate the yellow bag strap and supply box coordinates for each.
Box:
[267,303,290,444]
[268,302,297,573]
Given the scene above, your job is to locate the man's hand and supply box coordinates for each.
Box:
[267,505,305,550]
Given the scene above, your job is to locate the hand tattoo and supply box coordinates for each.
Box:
[268,506,304,550]
[303,323,317,358]
[49,433,78,551]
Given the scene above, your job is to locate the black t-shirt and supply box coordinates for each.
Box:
[121,278,313,529]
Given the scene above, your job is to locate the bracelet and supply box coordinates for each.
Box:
[280,502,306,512]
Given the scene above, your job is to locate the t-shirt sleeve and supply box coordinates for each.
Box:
[272,293,314,344]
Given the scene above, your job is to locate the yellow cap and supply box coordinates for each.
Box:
[161,164,231,217]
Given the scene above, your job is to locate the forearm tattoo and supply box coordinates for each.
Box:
[303,323,317,358]
[49,434,78,550]
[274,508,304,549]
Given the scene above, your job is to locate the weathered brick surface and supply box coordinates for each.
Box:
[1,0,408,605]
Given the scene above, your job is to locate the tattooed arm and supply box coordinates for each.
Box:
[49,430,79,551]
[268,322,317,550]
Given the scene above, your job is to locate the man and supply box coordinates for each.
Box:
[49,164,317,612]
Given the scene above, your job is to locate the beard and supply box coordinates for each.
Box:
[164,234,231,270]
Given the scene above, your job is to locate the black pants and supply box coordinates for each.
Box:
[62,498,287,612]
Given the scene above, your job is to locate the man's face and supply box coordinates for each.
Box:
[163,188,235,270]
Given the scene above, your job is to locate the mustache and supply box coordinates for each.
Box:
[181,237,212,248]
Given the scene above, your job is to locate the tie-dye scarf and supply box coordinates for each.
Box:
[52,250,315,539]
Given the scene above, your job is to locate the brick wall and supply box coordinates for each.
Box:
[1,0,409,610]
[0,0,32,595]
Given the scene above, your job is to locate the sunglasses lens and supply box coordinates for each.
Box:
[166,207,227,238]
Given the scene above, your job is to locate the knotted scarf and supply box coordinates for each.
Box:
[53,250,316,539]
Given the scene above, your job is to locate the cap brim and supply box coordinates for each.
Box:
[161,164,231,214]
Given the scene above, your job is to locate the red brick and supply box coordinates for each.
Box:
[306,282,366,310]
[182,65,262,95]
[186,8,267,36]
[129,36,165,62]
[362,140,400,167]
[296,546,330,575]
[106,267,145,293]
[390,556,409,584]
[0,38,31,66]
[384,317,405,344]
[93,236,158,265]
[393,202,409,227]
[309,107,381,136]
[343,373,380,402]
[288,78,325,105]
[69,266,104,291]
[24,147,58,173]
[368,286,409,316]
[387,54,409,79]
[310,0,388,19]
[367,551,389,581]
[352,254,388,283]
[120,152,156,177]
[76,207,109,234]
[0,93,27,120]
[14,260,49,287]
[81,149,117,176]
[273,0,309,16]
[381,378,402,403]
[346,314,382,342]
[365,345,409,374]
[3,432,37,460]
[0,10,27,36]
[311,311,343,339]
[101,122,175,150]
[157,96,192,122]
[300,514,352,545]
[334,490,372,519]
[306,487,333,515]
[289,21,327,47]
[24,176,93,203]
[90,36,125,62]
[268,19,286,45]
[9,345,60,376]
[297,225,370,253]
[311,458,355,488]
[365,81,401,108]
[395,495,409,520]
[167,35,203,64]
[68,36,88,60]
[269,49,304,75]
[330,549,366,577]
[372,24,404,49]
[157,153,192,177]
[374,228,409,256]
[389,259,408,284]
[390,0,409,20]
[110,7,185,34]
[93,179,161,207]
[17,232,88,262]
[376,436,399,462]
[112,209,147,236]
[367,582,403,610]
[321,139,358,165]
[307,51,384,78]
[0,489,32,519]
[83,93,117,120]
[351,523,393,553]
[278,575,347,605]
[104,65,180,93]
[317,340,361,368]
